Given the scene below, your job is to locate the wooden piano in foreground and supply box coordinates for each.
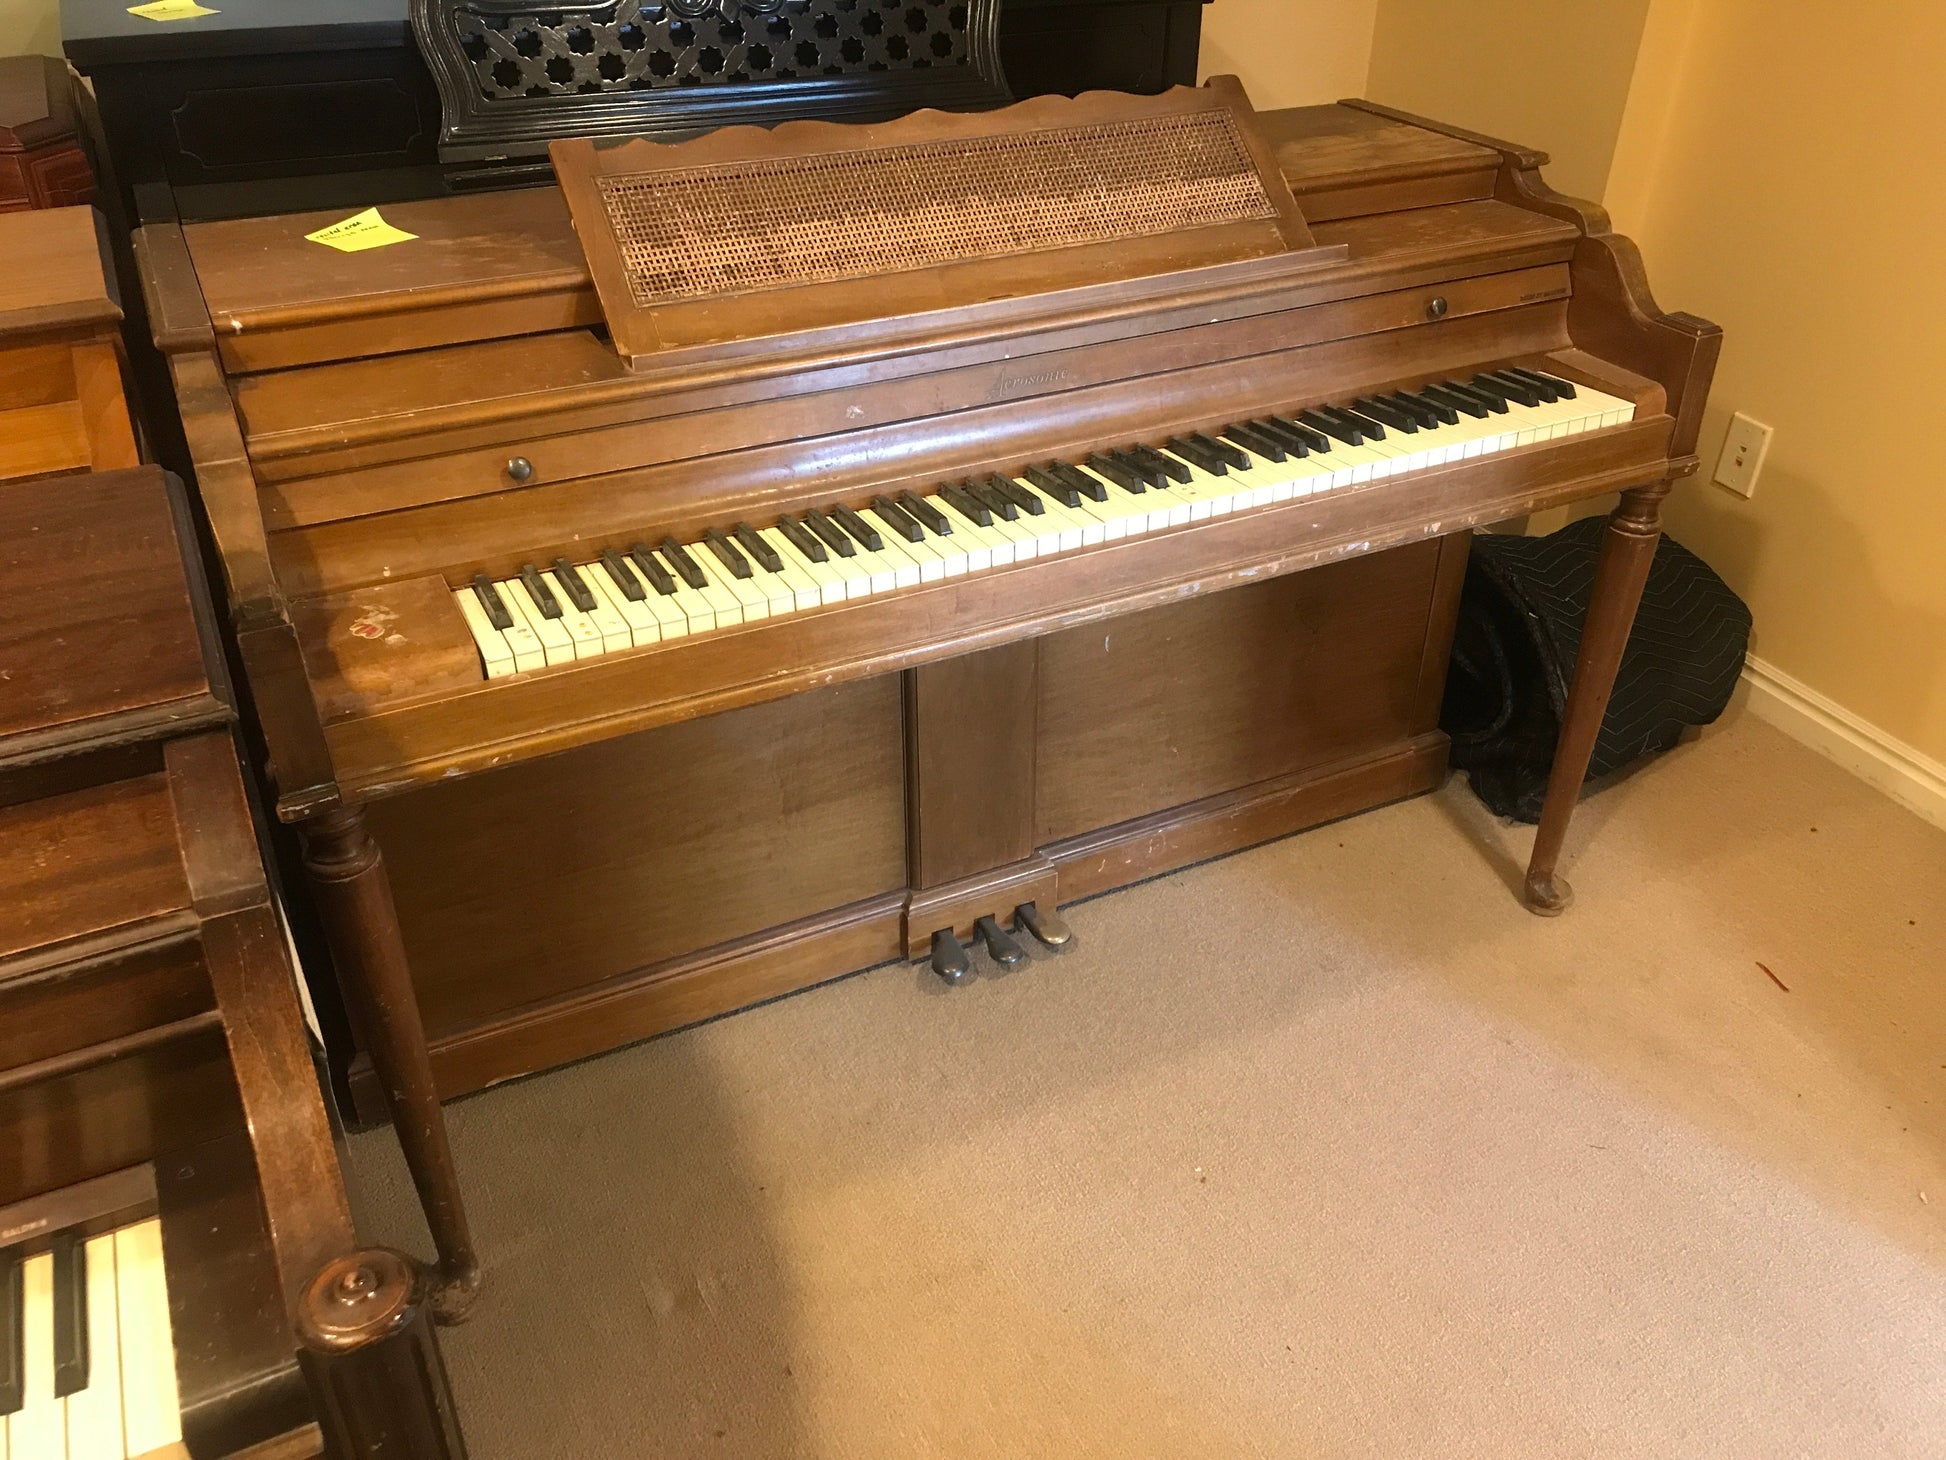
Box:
[0,466,464,1457]
[135,82,1719,1316]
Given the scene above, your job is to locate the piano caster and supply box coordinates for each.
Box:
[1523,872,1574,918]
[1014,901,1074,952]
[974,915,1029,971]
[930,929,973,985]
[427,1256,484,1324]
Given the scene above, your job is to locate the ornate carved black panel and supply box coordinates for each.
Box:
[415,0,1009,177]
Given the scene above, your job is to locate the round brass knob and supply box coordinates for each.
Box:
[506,456,535,483]
[1427,296,1450,320]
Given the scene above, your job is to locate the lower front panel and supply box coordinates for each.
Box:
[355,537,1466,1105]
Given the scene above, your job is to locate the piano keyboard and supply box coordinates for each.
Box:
[455,370,1634,680]
[1,1220,179,1460]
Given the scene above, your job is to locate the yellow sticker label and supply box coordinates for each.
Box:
[127,0,219,20]
[304,207,420,254]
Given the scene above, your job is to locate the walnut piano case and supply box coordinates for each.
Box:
[139,86,1715,1169]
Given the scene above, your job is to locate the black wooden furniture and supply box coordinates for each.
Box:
[63,0,1212,221]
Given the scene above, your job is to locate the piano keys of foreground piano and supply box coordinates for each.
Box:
[453,371,1635,680]
[1,1220,179,1460]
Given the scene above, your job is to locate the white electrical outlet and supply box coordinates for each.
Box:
[1712,412,1773,498]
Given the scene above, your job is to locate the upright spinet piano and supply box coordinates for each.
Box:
[135,82,1719,1315]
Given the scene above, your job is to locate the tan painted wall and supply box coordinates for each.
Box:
[1364,0,1650,204]
[1199,0,1377,111]
[1614,0,1946,764]
[2,0,61,56]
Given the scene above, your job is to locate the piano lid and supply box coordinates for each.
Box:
[553,78,1342,369]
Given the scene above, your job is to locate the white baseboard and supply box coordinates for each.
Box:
[1738,656,1946,832]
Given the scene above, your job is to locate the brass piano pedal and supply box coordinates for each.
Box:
[974,915,1028,971]
[1014,901,1074,952]
[930,929,973,985]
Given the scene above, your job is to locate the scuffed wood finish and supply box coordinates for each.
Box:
[0,206,137,481]
[0,467,226,765]
[144,95,1717,1107]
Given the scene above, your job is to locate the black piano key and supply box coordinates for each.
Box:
[1131,444,1194,483]
[1192,431,1251,470]
[1419,383,1489,419]
[1323,405,1386,442]
[599,549,647,600]
[1391,390,1456,426]
[1023,465,1080,508]
[1164,437,1228,475]
[1053,462,1109,502]
[897,491,952,536]
[733,522,785,571]
[1484,367,1553,403]
[628,542,680,594]
[1265,415,1330,454]
[1084,453,1143,494]
[1473,370,1540,407]
[628,543,679,595]
[1353,396,1420,433]
[775,516,829,564]
[1510,365,1576,399]
[702,527,754,579]
[658,536,710,589]
[966,478,1020,521]
[1252,418,1314,456]
[550,557,599,611]
[1222,423,1287,463]
[939,483,993,526]
[802,509,858,558]
[518,564,562,618]
[1,1250,21,1415]
[470,573,515,629]
[1440,379,1507,415]
[1103,449,1162,489]
[51,1234,86,1399]
[987,475,1044,516]
[1297,409,1365,448]
[830,503,883,552]
[871,495,926,543]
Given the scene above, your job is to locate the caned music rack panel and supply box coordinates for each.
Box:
[552,83,1332,365]
[599,110,1277,303]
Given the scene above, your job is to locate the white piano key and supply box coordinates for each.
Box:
[538,571,608,658]
[115,1220,179,1456]
[665,546,742,625]
[941,495,1016,562]
[453,588,517,679]
[1010,480,1090,550]
[926,496,999,569]
[584,561,662,647]
[61,1234,122,1460]
[499,578,575,666]
[863,508,941,583]
[562,566,635,650]
[762,527,848,606]
[693,542,770,621]
[6,1253,61,1458]
[742,546,804,613]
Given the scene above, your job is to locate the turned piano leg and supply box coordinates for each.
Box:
[1523,480,1671,915]
[302,807,481,1322]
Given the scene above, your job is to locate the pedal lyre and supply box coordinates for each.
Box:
[1015,901,1074,952]
[973,915,1028,970]
[930,929,972,985]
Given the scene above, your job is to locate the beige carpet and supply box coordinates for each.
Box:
[347,709,1946,1459]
